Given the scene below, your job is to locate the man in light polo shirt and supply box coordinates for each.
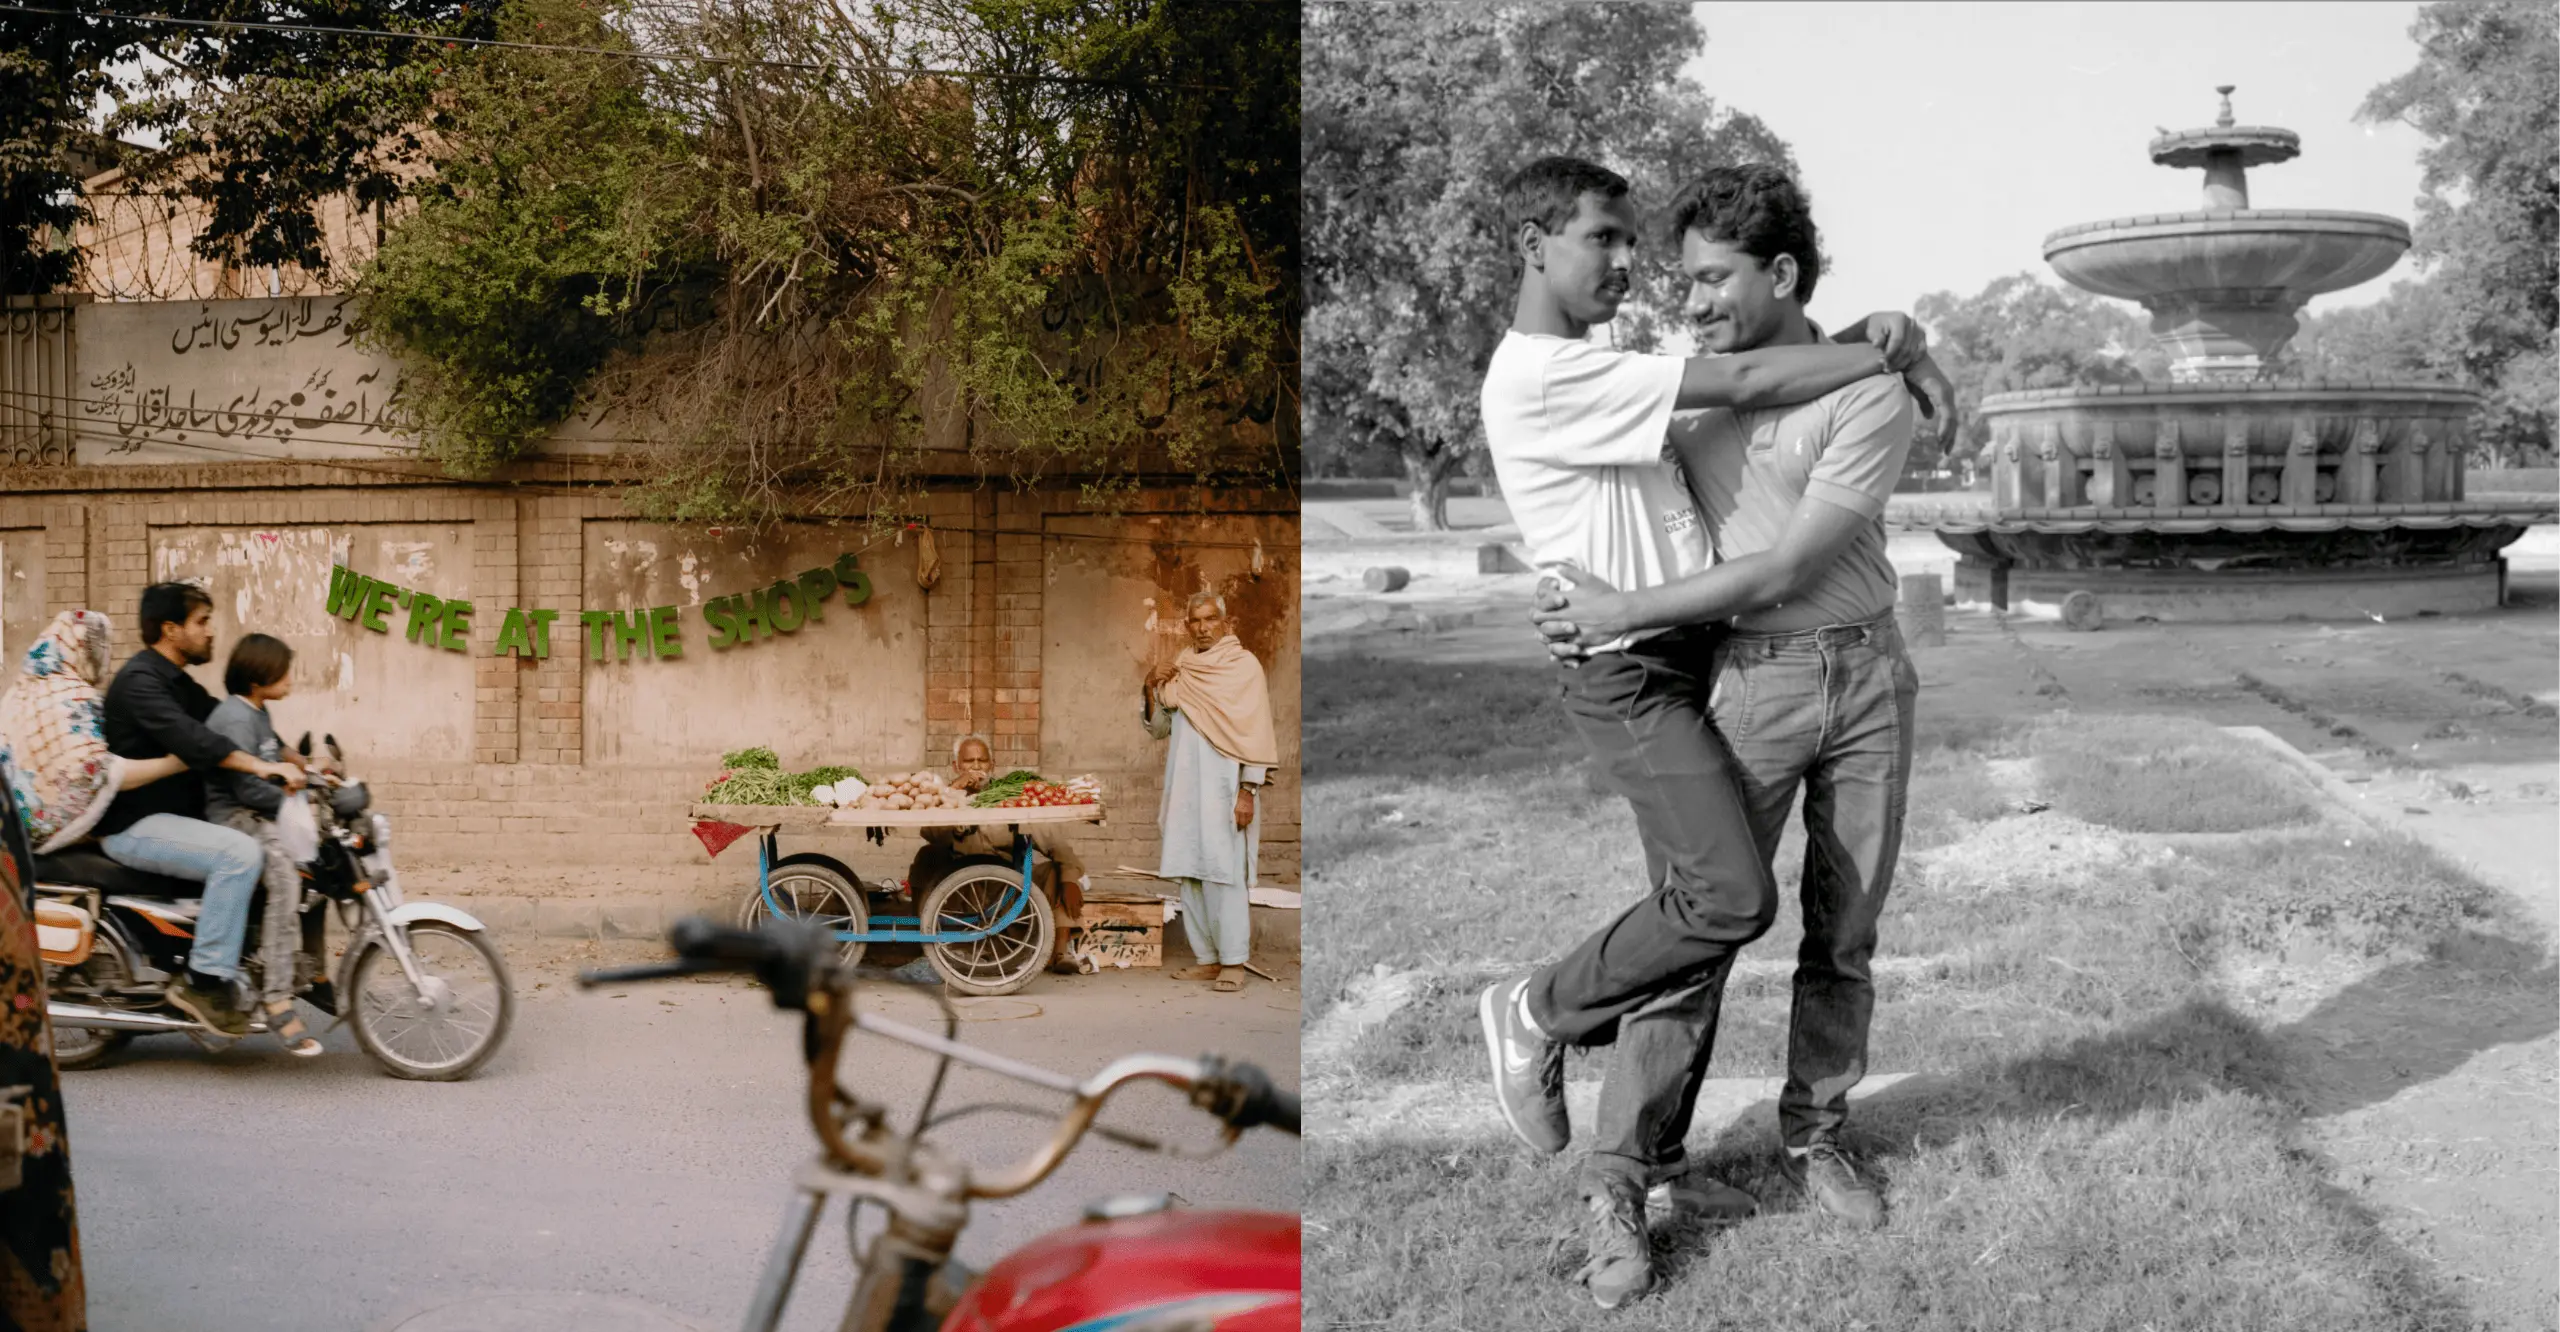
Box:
[1534,163,1939,1254]
[1472,154,1944,1311]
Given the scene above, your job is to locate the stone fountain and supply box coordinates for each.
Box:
[1917,88,2556,623]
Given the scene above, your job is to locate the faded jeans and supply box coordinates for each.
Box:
[1586,614,1918,1193]
[99,812,264,985]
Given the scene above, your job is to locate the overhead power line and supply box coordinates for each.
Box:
[0,4,1242,88]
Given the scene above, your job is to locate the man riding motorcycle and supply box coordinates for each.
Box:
[93,582,305,1035]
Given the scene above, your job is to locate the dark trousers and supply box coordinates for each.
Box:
[1527,628,1779,1049]
[1583,616,1920,1191]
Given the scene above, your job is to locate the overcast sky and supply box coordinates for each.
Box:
[1685,1,2439,329]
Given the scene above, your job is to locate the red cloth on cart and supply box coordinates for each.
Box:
[692,820,752,858]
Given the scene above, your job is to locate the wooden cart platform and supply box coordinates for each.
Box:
[690,803,1106,830]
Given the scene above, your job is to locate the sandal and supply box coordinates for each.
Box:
[1213,966,1246,993]
[1169,964,1221,983]
[263,1000,323,1059]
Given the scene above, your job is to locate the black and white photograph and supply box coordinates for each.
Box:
[1301,2,2557,1327]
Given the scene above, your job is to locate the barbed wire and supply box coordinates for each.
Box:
[64,185,381,302]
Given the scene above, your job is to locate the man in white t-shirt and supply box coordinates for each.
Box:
[1531,162,1959,1274]
[1472,155,1946,1311]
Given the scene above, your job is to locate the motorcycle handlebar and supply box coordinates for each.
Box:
[586,917,1301,1192]
[578,959,726,986]
[1192,1054,1299,1136]
[668,915,789,966]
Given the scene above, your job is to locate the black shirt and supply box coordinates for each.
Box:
[97,649,239,838]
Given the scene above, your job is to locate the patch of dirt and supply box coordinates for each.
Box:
[1905,812,2174,899]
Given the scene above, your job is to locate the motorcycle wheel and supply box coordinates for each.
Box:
[919,863,1054,997]
[45,943,137,1070]
[349,924,515,1081]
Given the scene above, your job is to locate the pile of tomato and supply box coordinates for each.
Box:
[995,781,1097,808]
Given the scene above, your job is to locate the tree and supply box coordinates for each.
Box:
[2284,278,2460,382]
[355,0,1299,516]
[1912,274,2158,470]
[1304,1,1793,530]
[2358,0,2557,463]
[0,3,491,296]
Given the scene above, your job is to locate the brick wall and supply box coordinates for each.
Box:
[0,465,1298,919]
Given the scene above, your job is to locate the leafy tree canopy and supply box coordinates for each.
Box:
[6,1,1300,520]
[372,0,1301,518]
[1912,274,2157,467]
[1304,0,1791,528]
[1,2,487,295]
[2356,0,2556,462]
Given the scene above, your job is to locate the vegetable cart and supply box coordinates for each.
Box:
[688,802,1107,997]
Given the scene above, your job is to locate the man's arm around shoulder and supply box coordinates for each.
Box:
[1544,375,1915,633]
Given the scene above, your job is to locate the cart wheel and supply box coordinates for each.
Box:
[919,864,1054,997]
[739,858,869,968]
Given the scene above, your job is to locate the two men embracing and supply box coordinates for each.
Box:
[1474,154,1958,1309]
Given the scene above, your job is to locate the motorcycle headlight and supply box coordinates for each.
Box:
[368,812,392,850]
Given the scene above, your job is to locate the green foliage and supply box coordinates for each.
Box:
[1912,274,2158,466]
[0,4,492,295]
[2355,0,2557,463]
[969,769,1052,806]
[705,761,866,806]
[720,746,782,771]
[1304,2,1794,525]
[355,0,1297,513]
[703,768,804,805]
[352,0,704,475]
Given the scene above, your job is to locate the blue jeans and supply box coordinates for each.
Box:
[100,813,263,984]
[1586,614,1918,1193]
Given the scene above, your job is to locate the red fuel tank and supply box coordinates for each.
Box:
[941,1208,1299,1332]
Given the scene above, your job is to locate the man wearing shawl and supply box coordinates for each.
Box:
[1145,592,1279,993]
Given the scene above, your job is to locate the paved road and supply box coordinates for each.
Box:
[62,944,1301,1332]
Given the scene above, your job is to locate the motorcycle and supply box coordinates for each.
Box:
[36,733,514,1080]
[580,916,1301,1332]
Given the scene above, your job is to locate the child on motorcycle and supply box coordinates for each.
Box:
[203,634,324,1057]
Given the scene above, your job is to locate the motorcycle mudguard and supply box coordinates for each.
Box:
[381,902,487,933]
[940,1210,1298,1332]
[321,901,488,1032]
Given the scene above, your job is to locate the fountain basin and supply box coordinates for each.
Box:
[1928,379,2557,621]
[2045,212,2410,369]
[1976,380,2480,510]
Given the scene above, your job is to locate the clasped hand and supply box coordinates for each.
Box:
[1527,566,1627,663]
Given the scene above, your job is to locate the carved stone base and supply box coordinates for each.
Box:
[1949,557,2504,623]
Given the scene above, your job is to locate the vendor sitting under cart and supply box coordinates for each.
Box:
[909,734,1090,975]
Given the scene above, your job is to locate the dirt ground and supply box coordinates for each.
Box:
[1304,498,2559,1331]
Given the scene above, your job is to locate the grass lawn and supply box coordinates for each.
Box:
[1303,651,2551,1331]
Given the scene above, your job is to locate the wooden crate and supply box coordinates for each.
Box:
[1080,924,1163,969]
[1078,900,1166,928]
[1075,899,1164,967]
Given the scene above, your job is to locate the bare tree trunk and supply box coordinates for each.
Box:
[1401,445,1454,532]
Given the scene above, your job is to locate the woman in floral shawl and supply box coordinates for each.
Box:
[0,675,87,1329]
[0,611,183,854]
